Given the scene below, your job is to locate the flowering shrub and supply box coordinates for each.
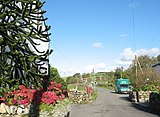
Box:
[86,86,93,94]
[0,81,68,106]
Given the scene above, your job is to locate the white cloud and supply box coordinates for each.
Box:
[59,63,115,76]
[115,47,160,68]
[92,42,103,48]
[59,68,81,77]
[120,48,135,61]
[137,48,160,57]
[85,63,114,73]
[58,48,160,77]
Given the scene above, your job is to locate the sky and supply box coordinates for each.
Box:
[42,0,160,77]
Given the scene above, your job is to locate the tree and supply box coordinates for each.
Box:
[73,73,81,79]
[157,55,160,61]
[114,67,123,79]
[126,55,158,90]
[50,67,60,81]
[66,76,74,84]
[0,0,52,91]
[50,67,67,90]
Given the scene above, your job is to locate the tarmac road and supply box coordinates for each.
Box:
[70,87,160,117]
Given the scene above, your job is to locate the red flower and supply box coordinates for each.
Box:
[18,98,29,105]
[59,94,65,99]
[19,85,27,93]
[48,85,55,91]
[0,97,6,101]
[11,99,17,105]
[28,92,34,101]
[44,98,56,105]
[41,97,46,102]
[56,83,62,88]
[18,100,24,105]
[19,92,28,98]
[50,82,57,86]
[12,90,20,95]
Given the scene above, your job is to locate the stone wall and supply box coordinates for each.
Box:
[68,90,92,104]
[129,91,160,112]
[128,91,152,103]
[138,91,152,103]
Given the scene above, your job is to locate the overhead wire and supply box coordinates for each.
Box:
[53,45,74,64]
[131,0,136,51]
[147,27,160,48]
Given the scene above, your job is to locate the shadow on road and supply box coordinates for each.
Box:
[110,91,117,94]
[119,96,130,101]
[119,96,160,116]
[130,103,160,116]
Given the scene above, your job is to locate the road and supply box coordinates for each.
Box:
[70,87,160,117]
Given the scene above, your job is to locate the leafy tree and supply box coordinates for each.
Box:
[114,67,123,79]
[82,73,88,78]
[50,67,67,90]
[50,67,60,80]
[0,0,52,92]
[126,55,159,90]
[66,76,79,84]
[73,73,81,79]
[157,55,160,61]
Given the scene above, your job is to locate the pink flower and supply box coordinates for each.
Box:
[28,92,34,101]
[41,98,46,102]
[11,99,17,105]
[18,100,24,105]
[17,98,29,105]
[56,83,62,88]
[19,92,28,98]
[19,85,27,93]
[48,85,55,91]
[44,99,56,105]
[59,94,65,99]
[50,82,57,86]
[12,90,20,95]
[0,97,6,101]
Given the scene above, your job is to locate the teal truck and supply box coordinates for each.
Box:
[115,78,131,93]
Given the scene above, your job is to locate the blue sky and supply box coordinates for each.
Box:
[42,0,160,77]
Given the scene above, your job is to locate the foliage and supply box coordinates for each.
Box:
[157,55,160,61]
[90,90,98,101]
[82,73,90,78]
[66,75,81,84]
[126,55,159,91]
[114,67,123,78]
[0,0,52,93]
[73,73,81,79]
[50,67,67,90]
[68,84,86,93]
[97,82,115,90]
[39,98,71,113]
[50,67,60,80]
[66,72,115,89]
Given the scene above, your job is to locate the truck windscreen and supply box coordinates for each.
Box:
[120,84,129,88]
